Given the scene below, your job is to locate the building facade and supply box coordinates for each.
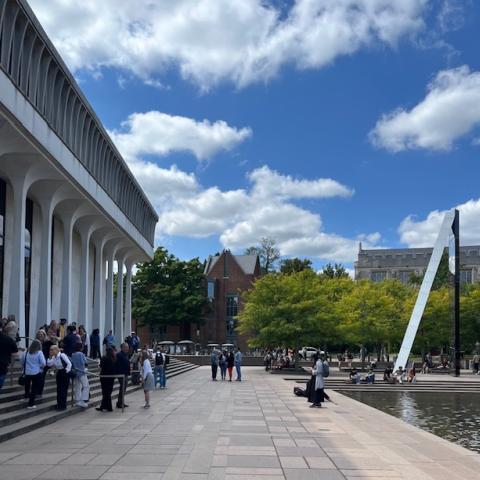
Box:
[204,251,261,351]
[355,244,480,284]
[0,0,157,345]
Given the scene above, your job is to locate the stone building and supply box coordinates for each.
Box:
[203,250,261,351]
[355,243,480,284]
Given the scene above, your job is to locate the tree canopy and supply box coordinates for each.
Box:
[245,237,280,274]
[280,257,313,274]
[132,247,208,333]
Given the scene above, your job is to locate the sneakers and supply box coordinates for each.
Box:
[143,403,150,409]
[76,401,88,408]
[26,405,37,409]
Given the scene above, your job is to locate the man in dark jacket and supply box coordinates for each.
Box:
[63,325,81,357]
[115,343,130,408]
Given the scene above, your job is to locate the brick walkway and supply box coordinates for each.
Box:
[0,367,479,480]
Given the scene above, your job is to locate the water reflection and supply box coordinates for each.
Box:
[342,391,480,453]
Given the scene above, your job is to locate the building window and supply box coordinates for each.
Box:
[0,179,5,314]
[398,271,412,284]
[460,270,473,284]
[371,271,386,282]
[226,295,239,317]
[207,280,215,300]
[25,199,33,338]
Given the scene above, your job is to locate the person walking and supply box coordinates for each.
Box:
[71,343,89,408]
[227,351,234,382]
[103,330,115,351]
[141,350,154,408]
[47,345,72,411]
[21,339,46,409]
[473,353,480,374]
[234,347,242,381]
[96,347,116,412]
[219,351,227,380]
[90,329,101,359]
[309,352,328,408]
[115,343,130,408]
[210,350,219,381]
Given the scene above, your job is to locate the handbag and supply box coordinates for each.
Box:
[18,354,27,386]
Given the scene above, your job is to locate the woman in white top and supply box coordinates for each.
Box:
[21,339,46,409]
[141,350,154,409]
[47,345,72,410]
[310,353,326,408]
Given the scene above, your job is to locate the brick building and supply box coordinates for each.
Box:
[203,250,261,351]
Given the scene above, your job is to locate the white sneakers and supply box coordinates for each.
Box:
[75,401,88,408]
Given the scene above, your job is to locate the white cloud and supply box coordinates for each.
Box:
[399,199,480,247]
[110,111,251,162]
[370,66,480,151]
[29,0,427,90]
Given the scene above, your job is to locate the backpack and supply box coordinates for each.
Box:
[155,353,164,366]
[293,387,307,397]
[322,361,330,378]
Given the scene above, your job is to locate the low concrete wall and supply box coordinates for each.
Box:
[172,355,265,366]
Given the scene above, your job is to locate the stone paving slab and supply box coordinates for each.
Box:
[0,367,479,479]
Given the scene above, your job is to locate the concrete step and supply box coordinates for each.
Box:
[0,359,199,443]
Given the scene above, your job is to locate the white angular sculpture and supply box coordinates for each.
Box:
[394,210,456,372]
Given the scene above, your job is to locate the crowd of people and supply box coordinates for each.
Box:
[210,348,242,381]
[0,317,164,411]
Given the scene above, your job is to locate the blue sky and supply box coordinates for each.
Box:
[30,0,480,270]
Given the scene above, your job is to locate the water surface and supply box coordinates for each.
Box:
[342,391,480,453]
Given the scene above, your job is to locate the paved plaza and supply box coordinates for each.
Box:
[0,367,479,480]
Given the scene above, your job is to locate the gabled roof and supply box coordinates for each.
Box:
[204,251,259,275]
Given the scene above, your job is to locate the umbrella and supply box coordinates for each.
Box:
[207,343,219,347]
[221,343,234,347]
[158,340,175,345]
[178,340,195,344]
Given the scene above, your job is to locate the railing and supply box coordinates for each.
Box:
[0,0,158,245]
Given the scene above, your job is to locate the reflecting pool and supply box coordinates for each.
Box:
[342,391,480,453]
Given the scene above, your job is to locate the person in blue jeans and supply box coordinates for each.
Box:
[219,351,227,380]
[154,348,167,389]
[234,348,242,381]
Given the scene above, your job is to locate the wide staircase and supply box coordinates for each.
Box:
[0,356,198,443]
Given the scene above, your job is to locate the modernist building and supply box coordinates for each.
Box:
[355,244,480,284]
[204,250,261,351]
[0,0,157,345]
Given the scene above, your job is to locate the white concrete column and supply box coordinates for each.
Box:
[92,237,106,335]
[59,216,73,321]
[105,248,116,336]
[8,176,28,338]
[78,227,93,333]
[124,262,133,336]
[115,255,125,344]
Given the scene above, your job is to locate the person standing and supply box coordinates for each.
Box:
[210,350,219,381]
[78,325,89,356]
[71,343,89,408]
[141,350,154,408]
[115,343,130,408]
[35,329,51,397]
[63,325,80,357]
[131,332,140,353]
[47,345,72,411]
[154,347,166,389]
[90,329,101,359]
[473,353,480,375]
[103,330,115,351]
[58,318,67,341]
[234,347,242,381]
[96,347,116,412]
[219,351,227,380]
[310,352,328,408]
[22,339,46,409]
[227,351,234,382]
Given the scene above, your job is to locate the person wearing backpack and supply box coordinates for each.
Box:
[154,346,166,389]
[310,351,329,408]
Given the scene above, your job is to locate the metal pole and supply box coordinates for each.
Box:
[453,209,461,377]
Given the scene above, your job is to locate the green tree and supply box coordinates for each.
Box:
[280,257,313,274]
[245,237,280,274]
[319,263,350,279]
[237,270,337,352]
[132,247,208,337]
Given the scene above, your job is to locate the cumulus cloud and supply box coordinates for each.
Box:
[370,66,480,151]
[399,199,480,247]
[109,111,251,161]
[29,0,427,90]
